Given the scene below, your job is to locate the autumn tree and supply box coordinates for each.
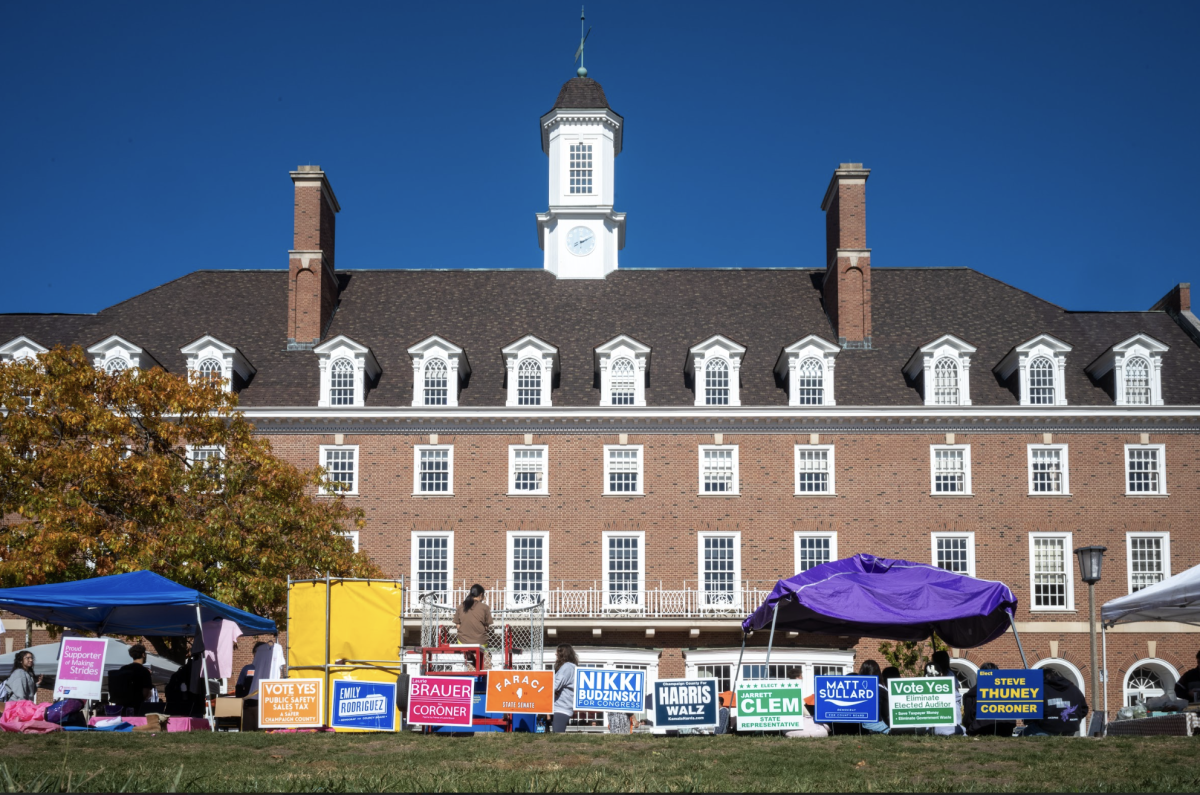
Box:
[877,635,949,678]
[0,346,381,657]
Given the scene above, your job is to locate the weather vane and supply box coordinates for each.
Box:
[574,6,592,77]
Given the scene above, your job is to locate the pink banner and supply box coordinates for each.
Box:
[406,676,474,727]
[54,637,108,701]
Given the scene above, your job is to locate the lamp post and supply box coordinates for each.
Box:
[1075,545,1106,735]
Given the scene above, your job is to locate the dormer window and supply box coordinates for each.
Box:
[106,358,129,375]
[994,334,1073,407]
[689,335,746,407]
[903,335,976,406]
[569,142,593,194]
[407,336,470,407]
[314,335,381,408]
[775,335,839,407]
[1085,333,1168,407]
[87,335,151,375]
[0,336,48,363]
[595,335,651,407]
[503,335,558,408]
[181,335,255,393]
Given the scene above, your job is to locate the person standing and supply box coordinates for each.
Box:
[453,585,493,669]
[113,644,154,715]
[550,644,578,734]
[2,651,41,703]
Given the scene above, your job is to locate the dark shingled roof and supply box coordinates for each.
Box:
[2,267,1198,408]
[551,77,611,110]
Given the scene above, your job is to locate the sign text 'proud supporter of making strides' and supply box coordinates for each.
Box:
[573,668,646,711]
[976,669,1044,719]
[888,676,957,728]
[653,678,717,730]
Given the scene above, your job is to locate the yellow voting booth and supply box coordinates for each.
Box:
[287,576,406,731]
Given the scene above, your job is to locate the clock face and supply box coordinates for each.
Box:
[566,226,596,257]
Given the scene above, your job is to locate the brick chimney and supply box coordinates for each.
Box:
[287,165,341,349]
[1151,282,1200,346]
[821,163,872,348]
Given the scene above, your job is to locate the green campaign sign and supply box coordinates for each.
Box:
[888,676,956,728]
[735,680,805,731]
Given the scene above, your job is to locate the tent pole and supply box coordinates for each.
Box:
[731,633,747,693]
[195,603,214,730]
[1007,612,1029,669]
[1101,622,1108,731]
[764,601,781,672]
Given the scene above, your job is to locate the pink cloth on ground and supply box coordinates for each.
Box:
[0,700,59,733]
[87,716,210,732]
[201,619,244,679]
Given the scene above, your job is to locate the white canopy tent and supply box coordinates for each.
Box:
[0,637,179,691]
[1102,562,1200,627]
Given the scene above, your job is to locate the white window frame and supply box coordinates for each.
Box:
[86,335,144,374]
[929,444,972,496]
[508,445,549,495]
[1126,532,1171,595]
[698,445,739,496]
[775,335,840,407]
[341,530,360,553]
[503,335,558,408]
[1028,531,1075,612]
[1027,444,1071,496]
[595,335,651,407]
[994,334,1073,407]
[794,444,835,495]
[0,336,48,363]
[314,335,381,408]
[411,531,454,604]
[318,444,359,496]
[689,335,746,407]
[794,531,837,574]
[603,444,644,496]
[1125,444,1168,496]
[903,334,977,406]
[185,444,226,492]
[413,444,454,496]
[506,531,549,608]
[568,140,594,195]
[601,530,646,611]
[931,532,976,578]
[697,531,741,611]
[407,335,469,407]
[181,335,254,393]
[1085,333,1169,407]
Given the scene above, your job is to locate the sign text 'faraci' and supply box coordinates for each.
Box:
[888,676,956,728]
[735,680,805,731]
[258,679,325,729]
[573,668,646,711]
[53,637,108,701]
[330,679,397,731]
[653,678,717,730]
[976,669,1043,719]
[486,670,554,714]
[406,675,474,728]
[814,675,879,723]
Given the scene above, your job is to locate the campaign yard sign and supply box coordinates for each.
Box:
[407,675,474,727]
[486,670,554,714]
[814,675,879,723]
[53,637,108,701]
[258,679,324,728]
[976,669,1044,720]
[330,680,397,731]
[654,678,717,730]
[735,680,805,731]
[888,676,956,729]
[573,668,646,712]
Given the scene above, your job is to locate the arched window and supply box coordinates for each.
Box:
[517,359,542,406]
[796,358,824,405]
[104,358,128,375]
[1029,357,1055,405]
[1125,665,1166,706]
[1124,356,1150,406]
[329,359,355,406]
[705,359,729,406]
[610,358,636,406]
[424,359,448,406]
[197,358,223,384]
[933,357,959,405]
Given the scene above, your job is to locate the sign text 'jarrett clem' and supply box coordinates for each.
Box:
[573,668,646,711]
[735,680,805,731]
[406,676,474,727]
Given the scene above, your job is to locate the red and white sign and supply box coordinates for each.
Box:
[54,637,108,701]
[406,675,474,727]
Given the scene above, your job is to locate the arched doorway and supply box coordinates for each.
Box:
[1123,659,1180,706]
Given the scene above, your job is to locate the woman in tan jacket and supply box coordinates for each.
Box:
[453,584,493,669]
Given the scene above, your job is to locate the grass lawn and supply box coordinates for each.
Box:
[0,731,1198,792]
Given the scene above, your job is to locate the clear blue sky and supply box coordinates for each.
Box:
[3,1,1196,315]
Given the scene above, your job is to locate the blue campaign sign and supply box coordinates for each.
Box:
[330,680,397,731]
[976,669,1044,720]
[814,676,879,723]
[573,668,646,711]
[654,678,718,730]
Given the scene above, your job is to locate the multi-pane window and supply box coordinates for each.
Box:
[1128,534,1168,593]
[933,358,959,405]
[1031,534,1071,610]
[510,447,547,494]
[510,535,545,606]
[795,447,833,494]
[702,535,737,607]
[569,142,593,194]
[610,358,636,406]
[701,446,737,494]
[1126,445,1166,495]
[796,358,824,405]
[196,358,223,384]
[1124,357,1151,406]
[329,358,355,406]
[416,447,451,493]
[1028,357,1055,405]
[931,446,970,494]
[695,664,732,693]
[605,446,642,494]
[1029,446,1068,495]
[704,359,730,405]
[320,446,358,495]
[104,358,129,375]
[933,533,974,577]
[189,446,224,489]
[796,533,835,572]
[813,665,845,677]
[415,534,451,602]
[742,664,793,681]
[605,535,641,608]
[424,359,448,406]
[517,359,542,406]
[1126,666,1166,706]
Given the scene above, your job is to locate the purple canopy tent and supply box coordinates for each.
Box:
[736,554,1024,688]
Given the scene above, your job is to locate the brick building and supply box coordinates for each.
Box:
[2,74,1199,723]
